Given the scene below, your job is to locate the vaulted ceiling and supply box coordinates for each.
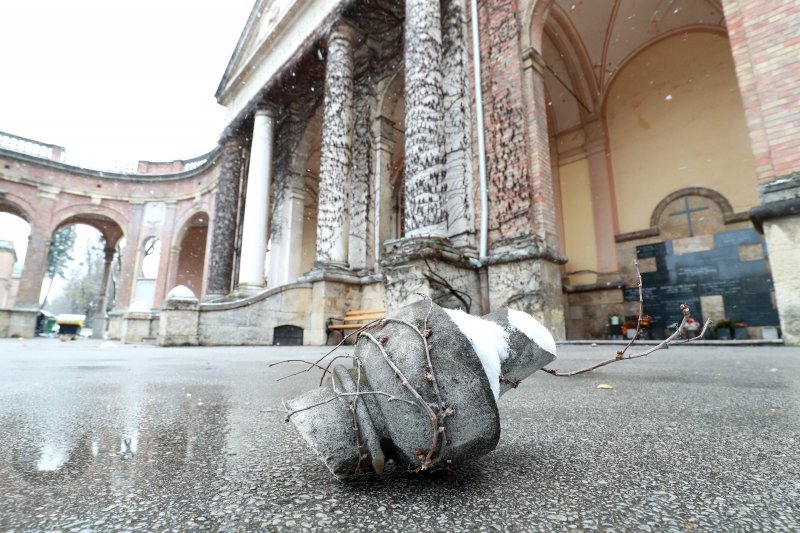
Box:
[542,0,726,133]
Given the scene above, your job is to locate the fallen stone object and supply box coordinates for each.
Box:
[284,298,556,479]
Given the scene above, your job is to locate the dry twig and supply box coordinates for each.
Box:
[543,261,712,377]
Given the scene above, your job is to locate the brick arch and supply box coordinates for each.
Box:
[650,187,736,229]
[522,0,556,53]
[51,205,128,249]
[0,194,34,223]
[168,209,210,297]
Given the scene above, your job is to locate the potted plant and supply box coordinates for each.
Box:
[733,320,749,340]
[715,319,734,340]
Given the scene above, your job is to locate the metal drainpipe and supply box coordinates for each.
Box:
[471,0,491,315]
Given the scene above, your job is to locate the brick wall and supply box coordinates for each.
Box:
[722,0,800,184]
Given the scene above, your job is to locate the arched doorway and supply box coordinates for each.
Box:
[535,0,777,339]
[44,214,124,338]
[172,212,209,296]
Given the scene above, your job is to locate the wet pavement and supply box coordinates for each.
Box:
[0,338,798,531]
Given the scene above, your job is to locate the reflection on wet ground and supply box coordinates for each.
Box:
[0,339,798,530]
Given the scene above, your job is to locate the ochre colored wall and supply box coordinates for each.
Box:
[558,158,598,285]
[606,32,758,234]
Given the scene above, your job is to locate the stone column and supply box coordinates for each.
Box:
[348,80,375,271]
[238,108,275,290]
[584,119,619,274]
[404,0,447,238]
[207,134,245,296]
[91,247,116,339]
[315,22,355,268]
[442,0,475,247]
[268,173,306,288]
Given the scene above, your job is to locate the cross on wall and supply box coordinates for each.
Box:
[668,197,708,237]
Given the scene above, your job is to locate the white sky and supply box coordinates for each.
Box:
[0,0,255,267]
[0,0,255,166]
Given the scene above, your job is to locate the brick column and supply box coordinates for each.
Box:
[315,22,355,268]
[10,193,55,337]
[723,0,800,343]
[520,47,558,247]
[403,0,447,238]
[206,134,245,296]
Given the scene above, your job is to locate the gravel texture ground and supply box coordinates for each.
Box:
[0,338,798,531]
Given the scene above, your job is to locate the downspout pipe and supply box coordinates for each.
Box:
[470,0,491,314]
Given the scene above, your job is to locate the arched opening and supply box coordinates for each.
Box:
[377,67,406,252]
[537,0,776,339]
[132,236,161,309]
[173,212,209,296]
[42,221,121,337]
[0,207,31,308]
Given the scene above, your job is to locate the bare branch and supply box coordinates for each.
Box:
[360,331,441,470]
[544,262,713,377]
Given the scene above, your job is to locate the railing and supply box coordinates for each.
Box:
[0,131,60,160]
[0,130,214,175]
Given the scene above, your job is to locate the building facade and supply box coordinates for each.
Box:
[1,0,798,344]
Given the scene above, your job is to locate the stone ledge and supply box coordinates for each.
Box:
[298,268,384,285]
[199,281,313,311]
[485,233,567,266]
[750,197,800,233]
[381,236,476,269]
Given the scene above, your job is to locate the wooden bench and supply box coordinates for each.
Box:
[326,308,386,342]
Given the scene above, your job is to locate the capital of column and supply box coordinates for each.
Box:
[583,118,608,156]
[521,47,546,75]
[254,105,277,120]
[329,18,363,45]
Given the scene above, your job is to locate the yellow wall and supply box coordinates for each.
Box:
[558,158,598,285]
[606,32,758,234]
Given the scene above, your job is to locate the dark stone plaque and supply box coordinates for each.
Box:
[626,229,778,338]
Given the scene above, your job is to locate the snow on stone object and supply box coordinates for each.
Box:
[166,285,197,300]
[507,308,557,356]
[444,308,509,400]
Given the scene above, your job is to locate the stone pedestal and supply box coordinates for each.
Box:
[8,308,38,338]
[122,305,153,343]
[485,235,567,340]
[751,179,800,345]
[299,267,384,345]
[107,310,124,340]
[158,286,200,346]
[381,237,479,313]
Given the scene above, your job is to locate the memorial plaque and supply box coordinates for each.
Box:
[626,229,778,337]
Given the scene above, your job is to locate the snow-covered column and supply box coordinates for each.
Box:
[238,107,275,289]
[268,172,306,288]
[92,247,116,339]
[404,0,447,238]
[349,80,375,270]
[442,0,475,247]
[207,134,244,296]
[315,22,356,268]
